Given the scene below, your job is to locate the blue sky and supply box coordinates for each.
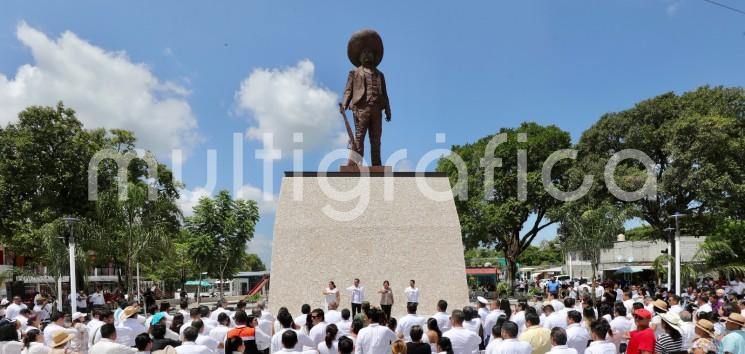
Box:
[1,1,744,266]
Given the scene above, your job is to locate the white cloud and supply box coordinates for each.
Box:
[236,184,277,217]
[234,59,342,153]
[0,22,199,157]
[177,184,277,218]
[177,187,212,217]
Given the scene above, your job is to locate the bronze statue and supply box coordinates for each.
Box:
[340,29,391,167]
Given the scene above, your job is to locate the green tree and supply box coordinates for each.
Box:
[242,253,267,271]
[185,190,260,300]
[577,86,745,239]
[562,203,626,284]
[437,122,572,291]
[695,219,745,277]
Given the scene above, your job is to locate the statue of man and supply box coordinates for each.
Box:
[340,29,391,166]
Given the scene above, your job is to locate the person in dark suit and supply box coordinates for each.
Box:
[340,29,391,167]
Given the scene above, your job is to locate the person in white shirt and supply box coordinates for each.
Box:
[179,300,191,319]
[317,324,339,354]
[442,309,481,354]
[543,305,567,330]
[510,302,526,336]
[483,301,505,342]
[669,295,684,315]
[117,305,146,347]
[210,312,232,354]
[271,310,314,353]
[608,303,631,353]
[210,300,230,322]
[694,296,712,321]
[135,333,153,353]
[252,308,274,352]
[21,328,49,354]
[404,280,420,305]
[397,302,426,341]
[177,326,213,354]
[488,321,531,354]
[678,311,696,352]
[191,319,219,352]
[355,308,397,354]
[43,312,76,347]
[89,323,137,354]
[278,331,318,354]
[346,279,365,318]
[565,310,590,354]
[336,309,352,336]
[323,281,341,312]
[548,293,565,312]
[476,297,489,324]
[32,298,52,323]
[6,296,27,320]
[583,320,615,354]
[89,309,115,346]
[326,302,342,325]
[462,306,483,340]
[432,300,452,333]
[622,291,634,316]
[294,305,311,329]
[309,308,329,347]
[90,288,106,308]
[547,327,579,354]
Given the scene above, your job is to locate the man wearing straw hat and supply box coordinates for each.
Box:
[49,330,76,354]
[720,313,745,354]
[117,305,145,347]
[340,29,392,167]
[691,318,719,354]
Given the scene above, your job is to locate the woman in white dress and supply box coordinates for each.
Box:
[323,281,340,311]
[22,329,50,354]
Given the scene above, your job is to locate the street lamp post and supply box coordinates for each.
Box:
[669,213,686,295]
[197,271,208,304]
[62,216,79,314]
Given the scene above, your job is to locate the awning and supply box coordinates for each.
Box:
[185,280,211,287]
[466,267,499,275]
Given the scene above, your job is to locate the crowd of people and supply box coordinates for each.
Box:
[1,277,745,354]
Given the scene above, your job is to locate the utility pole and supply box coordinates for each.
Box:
[62,216,79,314]
[669,213,686,295]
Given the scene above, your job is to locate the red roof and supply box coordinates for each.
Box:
[466,267,499,275]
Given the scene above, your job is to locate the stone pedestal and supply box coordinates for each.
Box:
[269,172,469,317]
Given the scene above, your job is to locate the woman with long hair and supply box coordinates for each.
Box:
[323,281,341,312]
[378,280,394,320]
[656,313,683,354]
[583,307,597,330]
[22,329,50,354]
[436,337,454,354]
[391,339,407,354]
[318,324,339,354]
[426,318,442,353]
[500,299,512,321]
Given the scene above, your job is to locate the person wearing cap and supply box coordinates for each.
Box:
[627,309,655,354]
[655,312,683,354]
[720,313,745,354]
[49,330,77,354]
[69,312,89,353]
[691,318,719,354]
[476,297,489,324]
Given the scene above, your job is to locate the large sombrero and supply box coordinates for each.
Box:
[347,29,384,67]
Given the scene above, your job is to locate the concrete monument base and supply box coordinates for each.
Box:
[269,172,469,318]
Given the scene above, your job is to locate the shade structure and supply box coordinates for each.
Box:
[185,280,211,287]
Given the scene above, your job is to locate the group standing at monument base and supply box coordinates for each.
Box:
[3,276,745,354]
